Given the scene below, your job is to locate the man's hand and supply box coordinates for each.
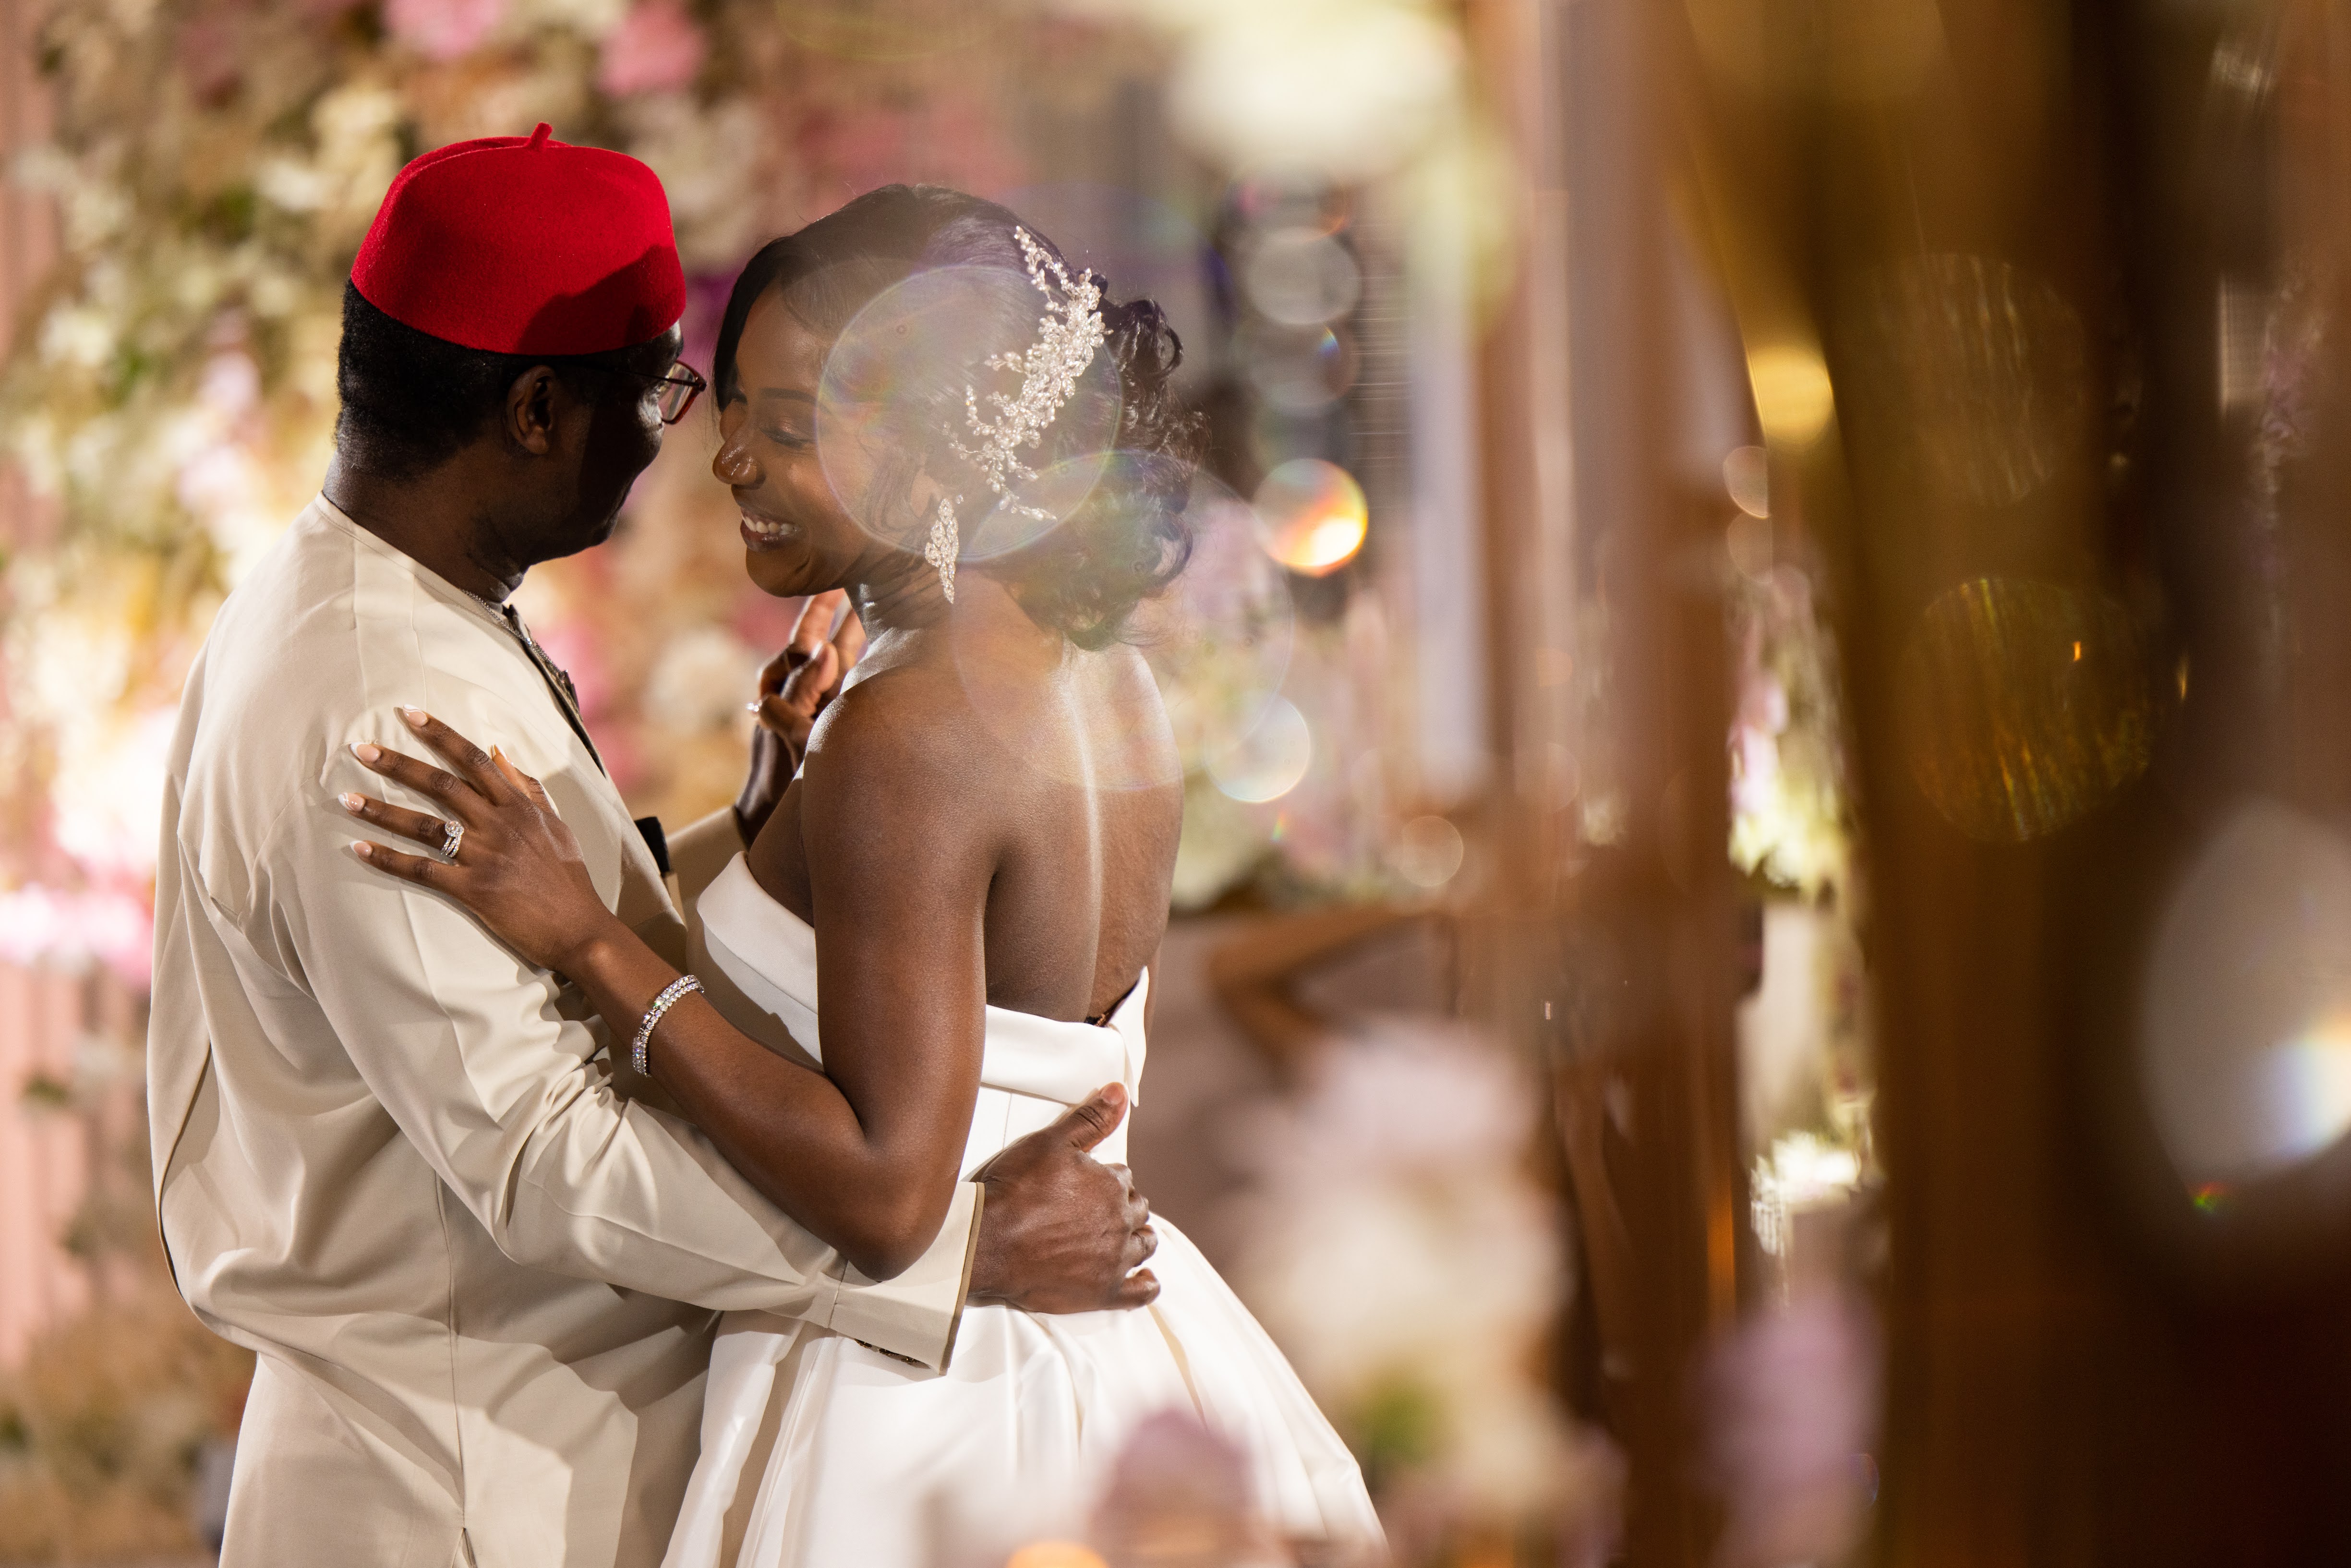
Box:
[736,591,866,842]
[968,1083,1159,1313]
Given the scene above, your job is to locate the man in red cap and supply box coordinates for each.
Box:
[146,129,1154,1567]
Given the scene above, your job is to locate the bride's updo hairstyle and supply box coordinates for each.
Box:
[712,184,1204,649]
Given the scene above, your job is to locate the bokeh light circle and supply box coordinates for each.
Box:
[1242,323,1357,414]
[1207,696,1312,804]
[1724,444,1770,518]
[1895,578,2151,842]
[1133,471,1298,780]
[1846,254,2087,507]
[818,264,1121,560]
[1391,815,1466,889]
[1253,458,1367,577]
[1243,228,1362,326]
[2141,800,2351,1187]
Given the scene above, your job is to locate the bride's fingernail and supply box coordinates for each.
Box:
[398,706,427,726]
[351,841,374,859]
[338,792,365,813]
[351,742,381,764]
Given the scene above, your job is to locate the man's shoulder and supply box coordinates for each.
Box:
[174,502,545,865]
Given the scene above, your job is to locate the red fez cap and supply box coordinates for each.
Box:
[351,124,686,357]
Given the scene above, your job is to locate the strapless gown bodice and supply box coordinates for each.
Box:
[663,856,1382,1568]
[692,852,1151,1175]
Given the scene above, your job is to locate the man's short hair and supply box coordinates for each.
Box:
[333,281,644,481]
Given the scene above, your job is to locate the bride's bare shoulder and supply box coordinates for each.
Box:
[802,657,989,792]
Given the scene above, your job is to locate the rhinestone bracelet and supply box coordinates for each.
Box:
[631,975,703,1077]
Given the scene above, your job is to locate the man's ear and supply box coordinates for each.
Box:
[503,365,559,456]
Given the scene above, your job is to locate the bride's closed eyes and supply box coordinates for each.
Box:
[734,389,815,450]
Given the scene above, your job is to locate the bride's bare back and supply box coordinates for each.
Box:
[746,579,1181,1025]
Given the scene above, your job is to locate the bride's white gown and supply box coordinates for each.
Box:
[662,856,1384,1568]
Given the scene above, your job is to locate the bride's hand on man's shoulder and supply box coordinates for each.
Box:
[339,707,623,975]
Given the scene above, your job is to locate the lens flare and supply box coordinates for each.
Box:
[1724,444,1770,518]
[952,467,1297,795]
[1138,472,1298,776]
[2143,800,2351,1186]
[1243,227,1362,326]
[1845,254,2087,507]
[1254,458,1367,577]
[1208,695,1312,804]
[819,265,1121,561]
[1392,814,1466,888]
[1895,578,2151,843]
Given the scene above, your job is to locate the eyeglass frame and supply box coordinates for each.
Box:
[632,362,707,425]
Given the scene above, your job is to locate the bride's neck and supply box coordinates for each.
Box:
[855,567,1060,668]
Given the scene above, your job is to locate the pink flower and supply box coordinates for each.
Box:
[385,0,506,61]
[598,0,707,97]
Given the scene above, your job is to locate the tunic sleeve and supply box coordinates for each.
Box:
[249,735,979,1370]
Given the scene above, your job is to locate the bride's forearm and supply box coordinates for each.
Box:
[559,927,960,1279]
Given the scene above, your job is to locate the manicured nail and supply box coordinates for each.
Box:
[338,792,365,813]
[399,706,427,726]
[351,841,374,859]
[352,743,381,764]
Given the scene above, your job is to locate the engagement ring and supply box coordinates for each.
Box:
[440,820,464,861]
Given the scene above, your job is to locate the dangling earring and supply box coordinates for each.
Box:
[925,493,960,603]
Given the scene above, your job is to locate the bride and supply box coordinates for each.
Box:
[341,185,1383,1565]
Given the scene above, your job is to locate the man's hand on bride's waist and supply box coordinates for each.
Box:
[967,1082,1161,1314]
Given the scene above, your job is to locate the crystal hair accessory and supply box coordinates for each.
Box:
[948,227,1107,524]
[926,493,961,602]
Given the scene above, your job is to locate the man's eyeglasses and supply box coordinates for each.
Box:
[643,363,707,425]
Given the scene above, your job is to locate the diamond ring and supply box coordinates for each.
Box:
[440,820,465,861]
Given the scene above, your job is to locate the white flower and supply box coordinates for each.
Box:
[38,305,113,370]
[255,156,335,214]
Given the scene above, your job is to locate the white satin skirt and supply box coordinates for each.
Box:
[660,1216,1383,1568]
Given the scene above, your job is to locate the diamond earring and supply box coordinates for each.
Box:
[925,493,960,603]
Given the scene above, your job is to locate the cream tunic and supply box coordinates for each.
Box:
[148,497,980,1568]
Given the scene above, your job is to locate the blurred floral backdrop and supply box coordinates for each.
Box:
[0,0,1183,981]
[0,0,1628,1558]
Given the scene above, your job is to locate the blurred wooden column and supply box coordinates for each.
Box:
[1470,0,1741,1561]
[1676,0,2351,1557]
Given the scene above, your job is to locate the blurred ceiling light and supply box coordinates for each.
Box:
[1208,695,1313,803]
[2143,800,2351,1186]
[1746,344,1837,447]
[1724,444,1769,517]
[1162,0,1462,182]
[1254,458,1369,576]
[1245,229,1362,326]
